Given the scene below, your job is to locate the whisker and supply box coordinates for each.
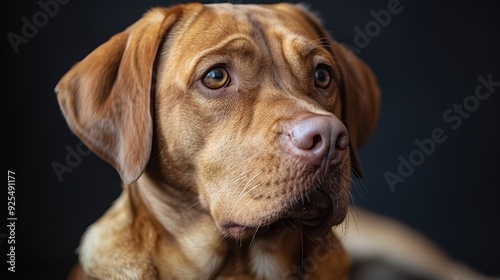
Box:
[229,171,263,216]
[215,170,253,202]
[239,183,265,211]
[300,228,304,272]
[180,201,201,215]
[276,222,288,256]
[248,226,260,249]
[182,170,252,215]
[221,170,256,214]
[148,151,162,161]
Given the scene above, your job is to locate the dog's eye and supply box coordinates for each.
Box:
[314,66,331,89]
[203,67,230,89]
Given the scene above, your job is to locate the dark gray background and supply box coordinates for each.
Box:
[6,0,500,279]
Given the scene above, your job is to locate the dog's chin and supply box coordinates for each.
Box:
[220,190,347,241]
[287,191,347,238]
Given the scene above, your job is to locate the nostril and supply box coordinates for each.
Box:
[335,133,348,150]
[290,132,324,152]
[290,131,324,151]
[311,135,323,151]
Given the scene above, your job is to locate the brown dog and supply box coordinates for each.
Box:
[57,3,377,278]
[56,2,494,280]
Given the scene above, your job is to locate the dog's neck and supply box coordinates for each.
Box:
[131,171,350,279]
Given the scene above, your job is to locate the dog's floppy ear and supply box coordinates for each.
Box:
[330,41,381,177]
[55,7,185,183]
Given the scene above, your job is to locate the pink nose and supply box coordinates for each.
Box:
[284,114,348,168]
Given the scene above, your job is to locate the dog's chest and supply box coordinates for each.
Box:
[216,240,284,279]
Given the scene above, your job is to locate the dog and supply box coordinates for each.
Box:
[56,2,497,280]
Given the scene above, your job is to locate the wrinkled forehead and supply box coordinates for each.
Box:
[205,3,319,36]
[172,3,327,57]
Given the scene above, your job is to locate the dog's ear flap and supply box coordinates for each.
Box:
[55,8,182,183]
[330,41,381,177]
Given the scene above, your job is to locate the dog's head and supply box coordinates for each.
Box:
[56,3,379,240]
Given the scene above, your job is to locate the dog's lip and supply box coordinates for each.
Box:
[220,192,335,240]
[221,212,333,240]
[220,221,275,240]
[288,204,331,225]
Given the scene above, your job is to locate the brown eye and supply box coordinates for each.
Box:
[314,66,331,89]
[203,67,230,89]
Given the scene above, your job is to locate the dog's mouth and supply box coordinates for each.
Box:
[221,189,342,240]
[215,146,351,241]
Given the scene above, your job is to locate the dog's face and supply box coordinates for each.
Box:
[56,3,379,241]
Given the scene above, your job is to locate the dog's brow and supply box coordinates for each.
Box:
[186,35,258,75]
[290,36,331,59]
